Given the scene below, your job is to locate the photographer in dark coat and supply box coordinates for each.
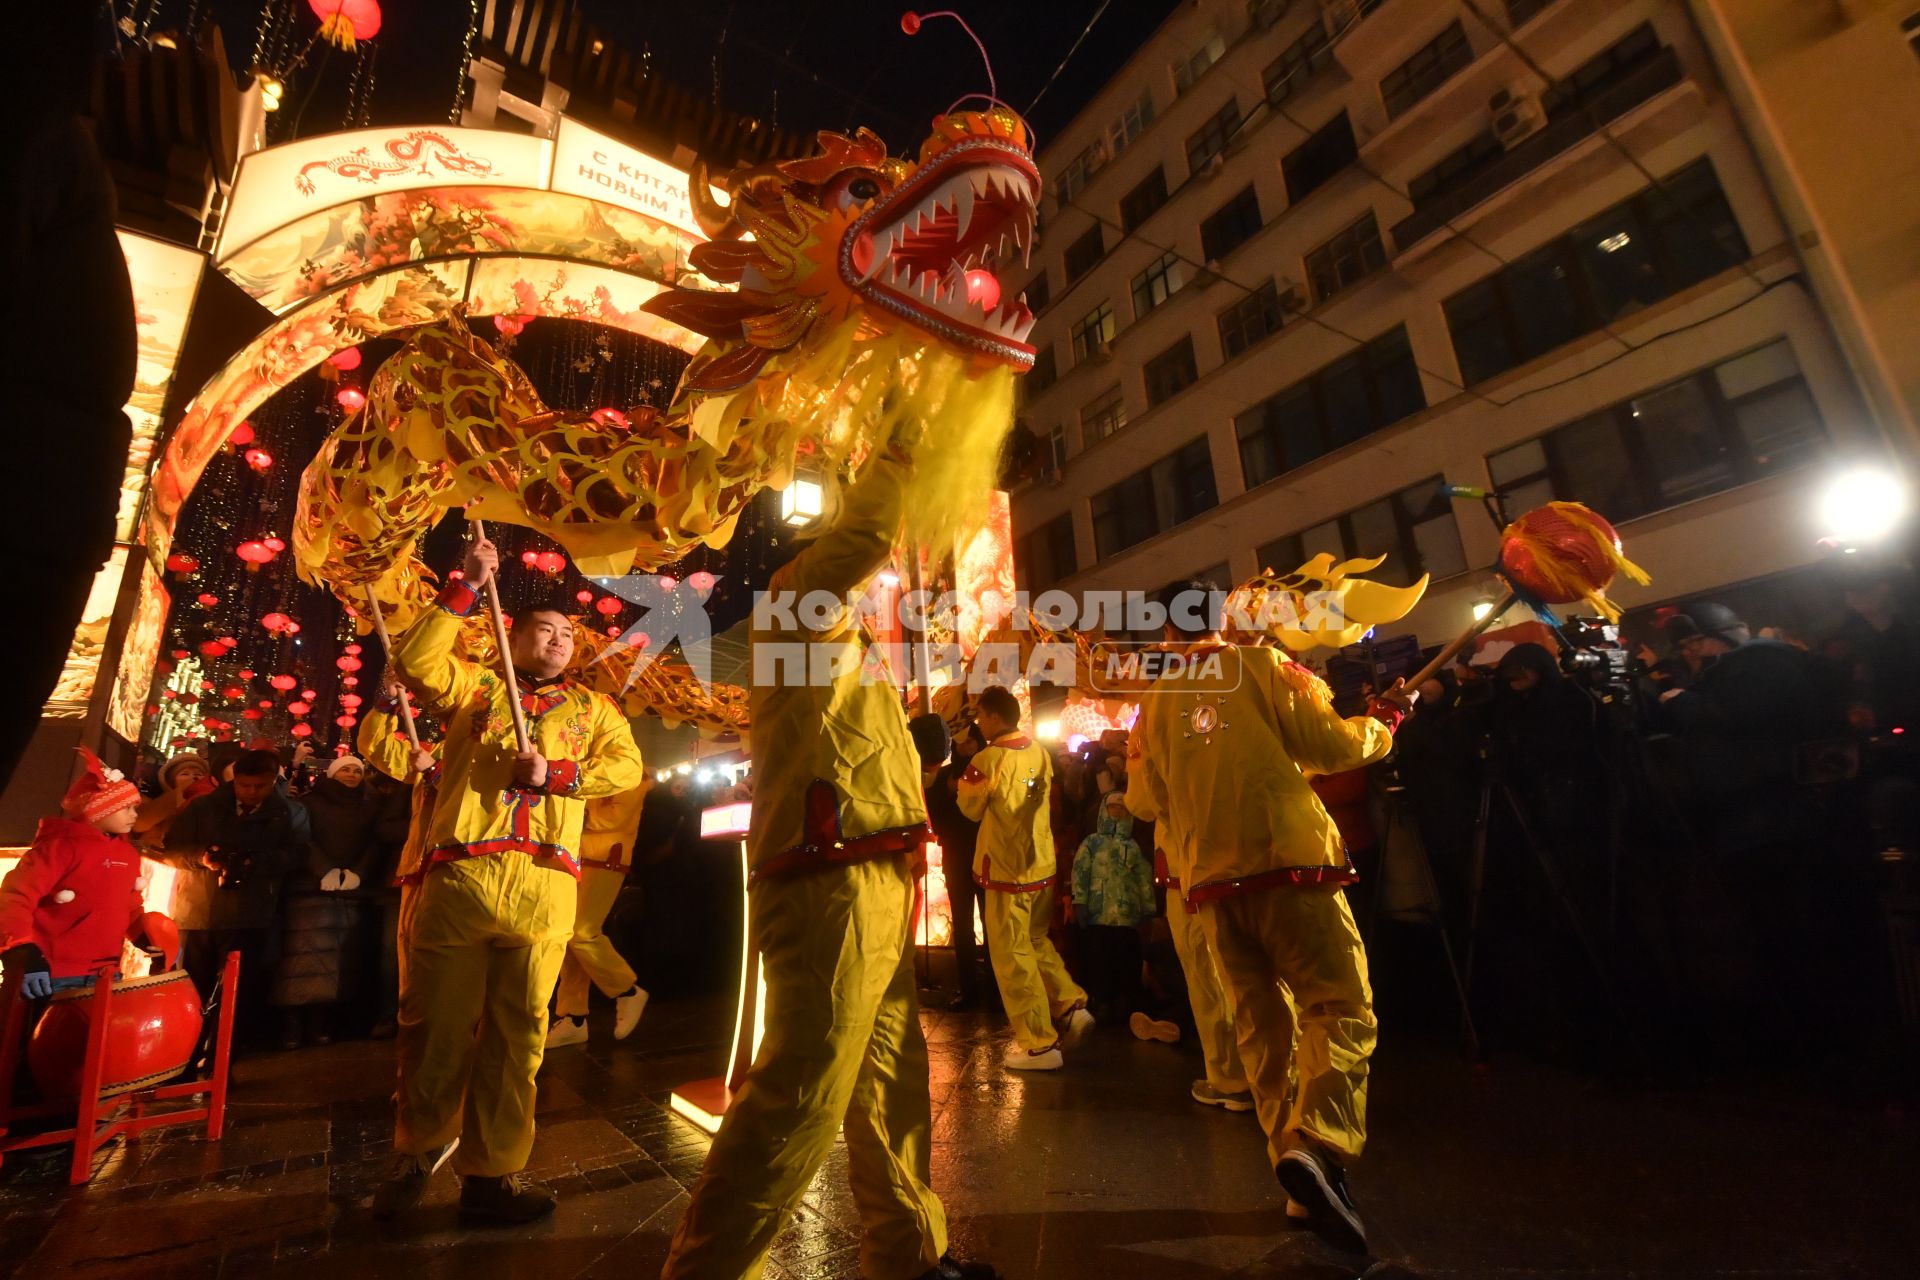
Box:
[274,756,376,1048]
[162,749,313,1047]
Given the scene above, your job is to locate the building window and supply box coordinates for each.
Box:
[1070,302,1117,363]
[1056,147,1098,206]
[1256,477,1467,587]
[1506,0,1550,27]
[1486,338,1825,523]
[1185,98,1243,176]
[1092,437,1219,558]
[1130,251,1186,318]
[1023,270,1050,314]
[1063,226,1105,284]
[1380,21,1475,121]
[1044,422,1069,471]
[1200,185,1263,262]
[1144,336,1200,407]
[1406,130,1504,210]
[1106,89,1157,156]
[1305,211,1387,304]
[1025,344,1057,396]
[1174,29,1227,96]
[1541,24,1662,121]
[1080,383,1128,442]
[1282,111,1358,205]
[1236,325,1425,487]
[1263,20,1336,107]
[1444,157,1749,384]
[1016,512,1078,591]
[1217,280,1287,359]
[1120,167,1169,233]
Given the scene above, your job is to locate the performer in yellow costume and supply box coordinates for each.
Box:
[547,783,650,1047]
[664,433,995,1280]
[1126,579,1410,1255]
[959,685,1091,1072]
[372,540,644,1226]
[1152,837,1254,1113]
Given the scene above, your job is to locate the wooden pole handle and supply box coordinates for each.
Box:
[1403,591,1518,692]
[469,519,532,754]
[363,589,422,754]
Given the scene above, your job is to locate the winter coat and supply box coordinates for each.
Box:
[297,777,376,889]
[0,818,146,978]
[160,781,312,930]
[1070,808,1154,928]
[270,776,376,1005]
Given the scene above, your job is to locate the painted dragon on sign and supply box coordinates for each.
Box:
[293,108,1042,633]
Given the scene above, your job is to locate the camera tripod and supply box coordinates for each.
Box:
[1366,770,1482,1058]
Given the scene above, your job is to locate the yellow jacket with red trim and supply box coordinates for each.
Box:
[392,582,646,877]
[745,453,927,871]
[957,733,1055,887]
[581,784,648,872]
[1126,644,1392,897]
[357,705,440,882]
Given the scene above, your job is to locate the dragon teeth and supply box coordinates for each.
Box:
[952,181,975,242]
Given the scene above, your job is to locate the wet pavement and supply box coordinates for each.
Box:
[1,989,1914,1280]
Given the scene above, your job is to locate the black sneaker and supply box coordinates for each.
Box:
[1275,1147,1367,1254]
[458,1173,557,1225]
[905,1256,1001,1280]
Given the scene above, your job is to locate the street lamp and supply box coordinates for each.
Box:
[780,475,824,527]
[1816,464,1909,550]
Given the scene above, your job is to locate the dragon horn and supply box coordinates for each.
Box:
[689,157,744,241]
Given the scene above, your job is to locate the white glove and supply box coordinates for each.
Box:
[338,868,362,892]
[320,868,344,892]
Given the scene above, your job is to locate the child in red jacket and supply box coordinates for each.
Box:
[0,749,153,998]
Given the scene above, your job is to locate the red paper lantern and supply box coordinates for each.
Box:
[344,643,362,655]
[520,550,539,566]
[657,575,676,590]
[605,626,620,636]
[263,537,287,553]
[340,694,363,709]
[291,723,313,738]
[171,649,190,661]
[288,701,311,715]
[532,551,565,575]
[198,641,225,659]
[238,669,255,679]
[244,448,273,472]
[689,570,716,591]
[196,593,218,608]
[198,680,214,691]
[494,315,526,337]
[335,714,358,728]
[328,347,362,371]
[594,597,621,616]
[336,386,366,411]
[243,709,264,721]
[269,674,298,691]
[218,637,238,649]
[628,632,651,649]
[262,612,292,633]
[222,685,245,699]
[1499,505,1628,606]
[229,422,255,447]
[236,540,275,568]
[258,700,274,709]
[575,589,593,604]
[302,689,318,701]
[165,553,199,574]
[342,676,359,688]
[337,655,363,672]
[146,705,159,717]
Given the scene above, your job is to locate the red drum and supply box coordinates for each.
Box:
[28,969,203,1101]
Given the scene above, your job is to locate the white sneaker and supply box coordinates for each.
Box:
[613,986,649,1041]
[1055,1006,1096,1051]
[545,1015,588,1048]
[1002,1042,1063,1071]
[1129,1011,1181,1043]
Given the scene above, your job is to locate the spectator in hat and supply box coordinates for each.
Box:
[134,752,215,853]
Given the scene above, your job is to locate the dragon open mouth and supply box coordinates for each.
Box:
[842,140,1040,365]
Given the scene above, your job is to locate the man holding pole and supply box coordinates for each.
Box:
[372,538,645,1225]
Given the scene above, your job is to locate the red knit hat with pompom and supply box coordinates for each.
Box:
[62,748,142,824]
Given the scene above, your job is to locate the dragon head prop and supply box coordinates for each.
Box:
[1225,554,1430,651]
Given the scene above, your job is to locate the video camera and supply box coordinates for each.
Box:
[1555,618,1638,690]
[205,845,254,892]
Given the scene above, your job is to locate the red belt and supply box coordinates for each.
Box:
[749,779,930,886]
[978,859,1051,894]
[1184,864,1358,906]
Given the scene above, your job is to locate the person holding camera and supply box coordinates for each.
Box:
[161,748,314,1048]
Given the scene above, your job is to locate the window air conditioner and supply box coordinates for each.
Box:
[1489,87,1546,148]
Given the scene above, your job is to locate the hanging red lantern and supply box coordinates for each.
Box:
[328,347,362,372]
[335,714,358,728]
[243,709,264,721]
[658,575,676,590]
[628,632,651,649]
[534,551,566,575]
[217,636,238,650]
[165,553,199,575]
[238,669,255,680]
[171,649,190,661]
[196,593,218,608]
[146,705,159,717]
[288,700,311,716]
[342,676,359,688]
[337,655,363,672]
[575,589,593,604]
[236,541,275,569]
[301,688,318,701]
[336,386,366,410]
[197,641,224,659]
[257,700,274,710]
[262,612,292,633]
[519,550,539,567]
[594,597,621,616]
[222,685,245,699]
[605,626,620,637]
[344,643,362,655]
[309,0,383,50]
[689,570,716,592]
[263,536,287,553]
[269,674,298,691]
[494,315,526,337]
[340,694,363,709]
[229,421,255,447]
[198,680,214,692]
[244,448,273,472]
[291,723,313,738]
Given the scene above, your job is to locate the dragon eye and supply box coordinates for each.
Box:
[847,177,880,200]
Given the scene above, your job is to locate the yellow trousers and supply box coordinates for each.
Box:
[985,885,1087,1053]
[395,852,575,1177]
[663,857,946,1280]
[555,863,637,1019]
[1199,885,1375,1165]
[1168,897,1249,1093]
